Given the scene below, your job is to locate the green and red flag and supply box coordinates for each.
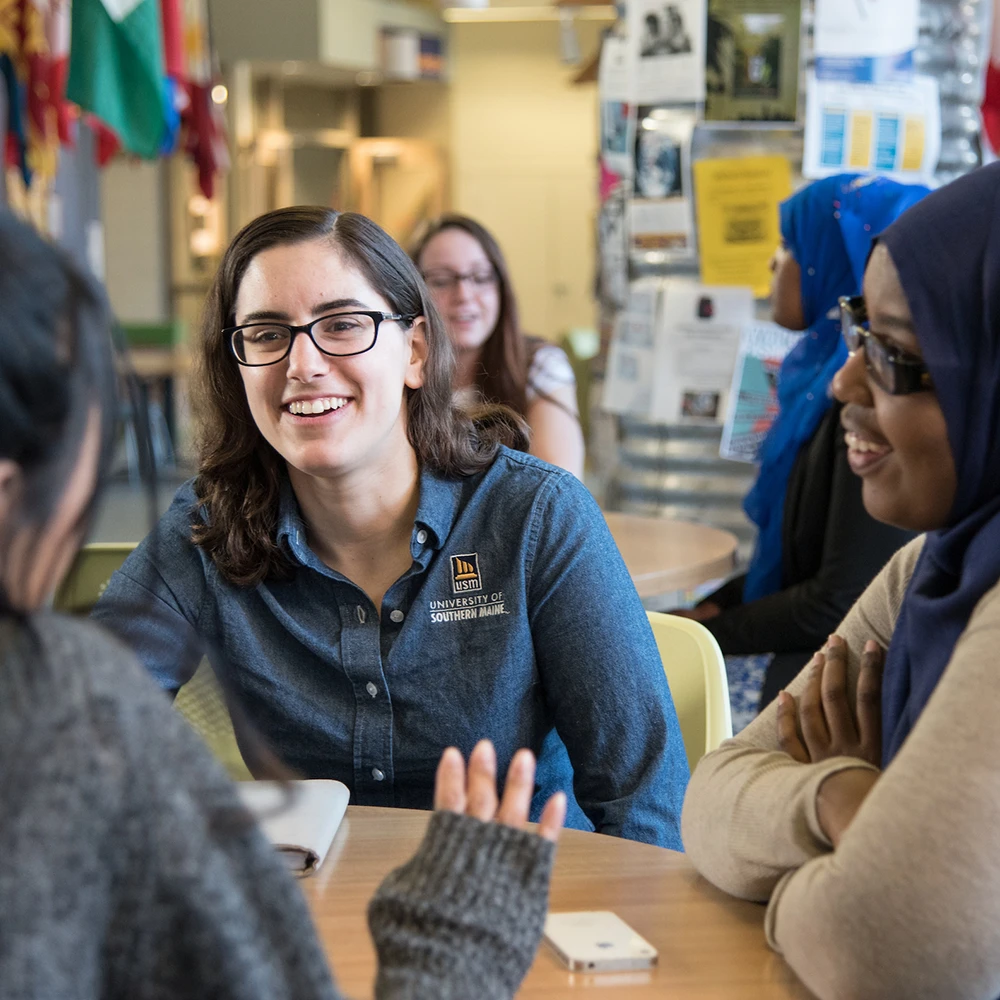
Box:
[66,0,166,158]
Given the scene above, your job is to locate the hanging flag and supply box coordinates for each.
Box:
[23,0,63,181]
[2,0,27,182]
[66,0,166,158]
[1,0,50,185]
[982,0,1000,157]
[158,0,183,153]
[181,0,227,199]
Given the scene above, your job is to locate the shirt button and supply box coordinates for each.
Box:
[372,767,385,781]
[416,529,427,544]
[366,681,378,698]
[389,609,405,623]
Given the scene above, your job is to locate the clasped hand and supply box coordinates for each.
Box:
[776,635,884,766]
[776,636,884,847]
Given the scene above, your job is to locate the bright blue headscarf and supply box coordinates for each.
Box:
[742,174,931,602]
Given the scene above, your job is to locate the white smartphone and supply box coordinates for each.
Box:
[543,911,658,972]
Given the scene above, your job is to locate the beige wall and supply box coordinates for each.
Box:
[449,21,601,341]
[100,159,169,323]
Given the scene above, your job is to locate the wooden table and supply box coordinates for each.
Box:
[301,806,814,999]
[603,512,739,598]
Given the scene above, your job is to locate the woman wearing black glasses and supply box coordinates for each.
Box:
[682,163,1000,998]
[413,215,585,478]
[93,207,689,850]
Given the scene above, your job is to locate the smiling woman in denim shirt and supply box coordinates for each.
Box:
[93,207,688,847]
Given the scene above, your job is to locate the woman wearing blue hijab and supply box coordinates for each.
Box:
[682,174,928,709]
[682,160,1000,1000]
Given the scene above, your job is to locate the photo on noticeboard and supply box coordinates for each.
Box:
[732,14,784,98]
[682,391,721,420]
[639,4,694,57]
[705,0,800,122]
[635,130,683,199]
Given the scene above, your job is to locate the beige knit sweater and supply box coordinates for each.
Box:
[682,535,1000,1000]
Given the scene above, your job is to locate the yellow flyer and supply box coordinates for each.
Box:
[693,155,792,296]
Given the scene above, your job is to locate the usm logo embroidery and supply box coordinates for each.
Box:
[450,553,483,594]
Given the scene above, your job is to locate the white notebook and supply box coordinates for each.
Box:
[237,779,350,877]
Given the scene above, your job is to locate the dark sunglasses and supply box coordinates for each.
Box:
[838,296,933,396]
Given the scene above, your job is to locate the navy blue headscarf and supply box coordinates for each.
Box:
[742,175,931,601]
[880,163,1000,765]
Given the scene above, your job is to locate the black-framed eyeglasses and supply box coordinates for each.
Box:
[421,268,497,293]
[227,311,416,367]
[838,295,933,396]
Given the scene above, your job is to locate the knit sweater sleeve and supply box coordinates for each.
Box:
[0,613,554,1000]
[369,811,555,999]
[680,536,922,901]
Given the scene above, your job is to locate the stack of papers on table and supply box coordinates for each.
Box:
[237,779,350,877]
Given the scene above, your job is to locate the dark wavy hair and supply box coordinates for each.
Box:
[412,214,546,417]
[0,212,118,616]
[192,207,528,587]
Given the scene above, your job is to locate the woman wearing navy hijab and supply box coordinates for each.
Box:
[678,174,927,710]
[682,163,1000,999]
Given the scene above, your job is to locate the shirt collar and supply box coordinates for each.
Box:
[275,465,462,564]
[413,465,462,551]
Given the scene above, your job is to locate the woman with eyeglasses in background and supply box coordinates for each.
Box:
[413,215,585,478]
[682,163,1000,999]
[92,206,689,849]
[673,175,927,711]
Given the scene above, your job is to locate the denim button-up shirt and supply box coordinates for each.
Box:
[93,448,688,847]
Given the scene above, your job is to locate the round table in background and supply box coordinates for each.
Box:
[299,806,814,1000]
[603,511,739,599]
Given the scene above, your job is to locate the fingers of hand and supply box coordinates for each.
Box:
[820,638,858,747]
[799,654,831,753]
[538,791,567,843]
[495,748,536,829]
[465,739,499,822]
[856,640,886,763]
[434,746,466,813]
[776,690,810,762]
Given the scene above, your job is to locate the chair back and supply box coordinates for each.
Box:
[646,611,733,771]
[55,542,251,781]
[54,542,137,613]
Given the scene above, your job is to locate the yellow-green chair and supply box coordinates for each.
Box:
[55,542,252,781]
[646,611,733,772]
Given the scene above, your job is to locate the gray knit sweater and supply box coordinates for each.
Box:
[0,613,554,999]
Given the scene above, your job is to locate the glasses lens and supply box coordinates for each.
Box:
[864,333,897,394]
[423,271,456,291]
[234,326,291,365]
[313,313,377,355]
[423,270,494,291]
[840,301,861,352]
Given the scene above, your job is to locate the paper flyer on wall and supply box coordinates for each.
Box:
[629,0,706,103]
[631,107,696,258]
[814,0,918,84]
[598,183,630,309]
[602,281,661,416]
[693,155,791,297]
[705,0,801,122]
[719,321,802,462]
[599,32,633,103]
[650,281,754,423]
[802,74,941,183]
